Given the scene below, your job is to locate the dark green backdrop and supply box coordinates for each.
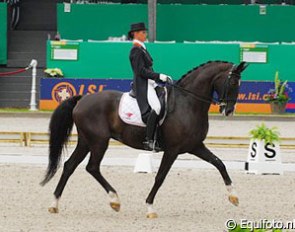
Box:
[0,3,7,65]
[47,41,295,81]
[57,4,295,42]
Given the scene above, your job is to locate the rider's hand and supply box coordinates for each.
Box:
[166,76,173,85]
[159,74,173,84]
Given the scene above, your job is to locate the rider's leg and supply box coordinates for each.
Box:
[147,80,161,115]
[143,110,160,151]
[144,80,161,151]
[145,110,158,139]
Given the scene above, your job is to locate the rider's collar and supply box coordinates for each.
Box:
[133,39,146,50]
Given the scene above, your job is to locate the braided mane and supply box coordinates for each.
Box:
[176,60,233,84]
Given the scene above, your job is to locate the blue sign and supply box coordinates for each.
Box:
[40,78,295,113]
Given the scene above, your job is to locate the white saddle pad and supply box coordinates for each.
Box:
[119,93,146,127]
[118,92,167,127]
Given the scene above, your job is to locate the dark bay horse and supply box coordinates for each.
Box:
[41,61,248,218]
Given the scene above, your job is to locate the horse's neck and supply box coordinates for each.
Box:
[179,70,215,100]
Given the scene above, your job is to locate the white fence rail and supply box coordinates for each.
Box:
[0,132,294,149]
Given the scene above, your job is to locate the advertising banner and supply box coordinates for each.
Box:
[50,41,79,61]
[240,44,268,63]
[40,78,295,113]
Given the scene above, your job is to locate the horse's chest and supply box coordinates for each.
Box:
[195,121,209,141]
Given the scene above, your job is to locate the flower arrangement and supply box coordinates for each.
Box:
[264,71,292,105]
[44,68,64,78]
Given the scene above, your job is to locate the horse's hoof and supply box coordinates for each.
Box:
[110,202,120,212]
[146,212,158,219]
[229,195,239,206]
[48,207,59,214]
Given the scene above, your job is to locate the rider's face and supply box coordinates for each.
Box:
[134,30,147,42]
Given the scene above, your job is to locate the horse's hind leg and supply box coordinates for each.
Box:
[48,138,89,213]
[86,140,120,212]
[191,143,239,206]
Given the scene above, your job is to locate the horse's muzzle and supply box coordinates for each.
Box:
[221,107,234,117]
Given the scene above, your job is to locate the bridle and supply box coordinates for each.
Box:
[169,65,241,106]
[217,65,241,107]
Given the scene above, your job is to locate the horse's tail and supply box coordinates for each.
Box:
[40,95,83,186]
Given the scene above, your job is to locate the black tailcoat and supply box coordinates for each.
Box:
[129,45,160,123]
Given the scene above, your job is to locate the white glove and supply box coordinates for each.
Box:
[159,74,172,82]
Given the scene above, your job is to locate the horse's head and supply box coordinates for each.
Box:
[214,62,248,116]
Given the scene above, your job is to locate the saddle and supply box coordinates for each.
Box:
[118,87,167,127]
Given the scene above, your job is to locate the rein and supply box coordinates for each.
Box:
[168,83,221,105]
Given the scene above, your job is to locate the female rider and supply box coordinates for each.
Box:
[128,22,172,151]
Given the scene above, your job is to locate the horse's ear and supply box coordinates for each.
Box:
[235,62,249,73]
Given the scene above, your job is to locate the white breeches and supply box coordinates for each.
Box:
[147,79,161,115]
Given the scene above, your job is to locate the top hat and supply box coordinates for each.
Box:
[128,22,147,40]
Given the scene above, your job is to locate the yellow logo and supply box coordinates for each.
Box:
[51,82,77,103]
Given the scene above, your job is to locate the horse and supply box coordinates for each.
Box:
[41,60,248,218]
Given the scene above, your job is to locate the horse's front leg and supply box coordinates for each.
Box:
[191,143,239,206]
[145,151,178,219]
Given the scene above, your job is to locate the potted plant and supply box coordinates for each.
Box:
[249,123,280,144]
[44,68,64,78]
[247,123,282,175]
[264,71,292,114]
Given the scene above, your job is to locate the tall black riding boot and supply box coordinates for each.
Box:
[143,110,160,151]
